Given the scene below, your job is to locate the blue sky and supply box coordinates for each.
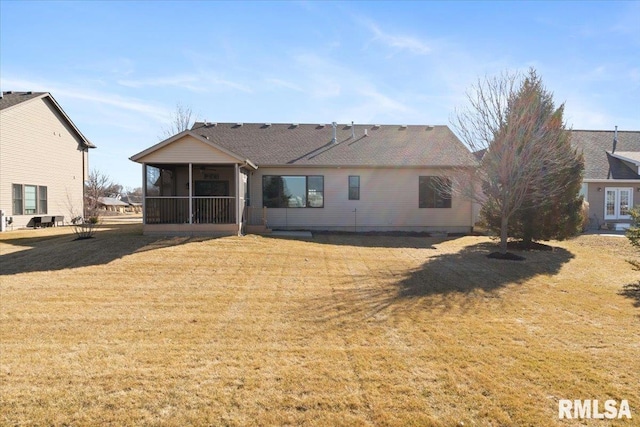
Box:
[1,1,639,189]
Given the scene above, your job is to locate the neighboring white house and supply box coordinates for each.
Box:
[571,128,640,230]
[130,122,478,236]
[0,91,95,230]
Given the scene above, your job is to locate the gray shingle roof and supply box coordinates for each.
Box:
[571,130,640,180]
[190,122,477,168]
[0,91,47,110]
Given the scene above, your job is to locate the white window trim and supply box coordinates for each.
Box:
[604,187,633,220]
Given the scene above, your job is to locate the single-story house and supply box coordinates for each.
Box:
[0,91,96,230]
[97,196,130,213]
[120,194,143,213]
[130,122,478,236]
[572,127,640,230]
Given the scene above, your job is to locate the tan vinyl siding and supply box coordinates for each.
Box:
[0,97,86,228]
[253,167,474,232]
[135,136,239,164]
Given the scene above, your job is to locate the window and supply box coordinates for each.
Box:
[12,184,48,215]
[24,185,37,214]
[39,186,48,214]
[12,184,23,215]
[419,176,452,208]
[262,175,324,208]
[348,176,360,200]
[605,188,633,220]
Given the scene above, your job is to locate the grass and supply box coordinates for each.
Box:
[1,223,639,426]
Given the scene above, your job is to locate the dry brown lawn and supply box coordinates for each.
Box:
[1,223,639,426]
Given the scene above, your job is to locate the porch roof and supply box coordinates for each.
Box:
[129,131,257,169]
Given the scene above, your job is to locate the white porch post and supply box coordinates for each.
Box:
[142,163,146,225]
[188,163,193,225]
[235,163,240,235]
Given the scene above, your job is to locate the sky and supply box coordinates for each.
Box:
[1,1,639,189]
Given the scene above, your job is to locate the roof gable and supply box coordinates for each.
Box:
[0,91,95,149]
[130,131,252,165]
[571,130,640,180]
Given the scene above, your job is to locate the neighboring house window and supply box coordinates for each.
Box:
[11,184,48,215]
[24,185,37,214]
[348,176,360,200]
[605,187,633,220]
[12,184,23,215]
[39,186,48,214]
[262,175,324,208]
[419,176,452,208]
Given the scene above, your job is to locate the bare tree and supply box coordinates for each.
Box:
[84,169,115,217]
[160,103,195,139]
[451,69,579,256]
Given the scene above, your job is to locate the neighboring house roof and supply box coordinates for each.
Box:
[176,122,477,168]
[0,91,96,149]
[570,130,640,180]
[120,194,143,205]
[97,197,129,207]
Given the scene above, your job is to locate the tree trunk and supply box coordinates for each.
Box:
[500,216,509,254]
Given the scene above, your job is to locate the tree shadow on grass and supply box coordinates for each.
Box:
[305,241,575,321]
[619,282,640,310]
[264,231,453,249]
[0,223,224,276]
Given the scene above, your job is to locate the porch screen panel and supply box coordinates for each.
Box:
[146,166,161,196]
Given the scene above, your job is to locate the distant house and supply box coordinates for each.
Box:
[572,128,640,230]
[130,122,478,236]
[0,91,96,230]
[97,196,129,213]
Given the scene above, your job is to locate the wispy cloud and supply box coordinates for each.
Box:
[363,20,432,55]
[264,78,304,92]
[1,76,169,122]
[117,72,252,93]
[118,74,200,90]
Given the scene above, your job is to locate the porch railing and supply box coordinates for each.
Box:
[145,197,235,224]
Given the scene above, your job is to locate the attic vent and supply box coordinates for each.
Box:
[264,123,271,127]
[426,125,434,130]
[26,91,32,95]
[291,123,299,128]
[400,125,407,129]
[201,135,209,140]
[317,124,325,128]
[235,123,243,127]
[372,124,380,129]
[205,121,217,127]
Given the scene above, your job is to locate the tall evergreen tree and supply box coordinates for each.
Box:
[482,73,584,247]
[452,68,584,255]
